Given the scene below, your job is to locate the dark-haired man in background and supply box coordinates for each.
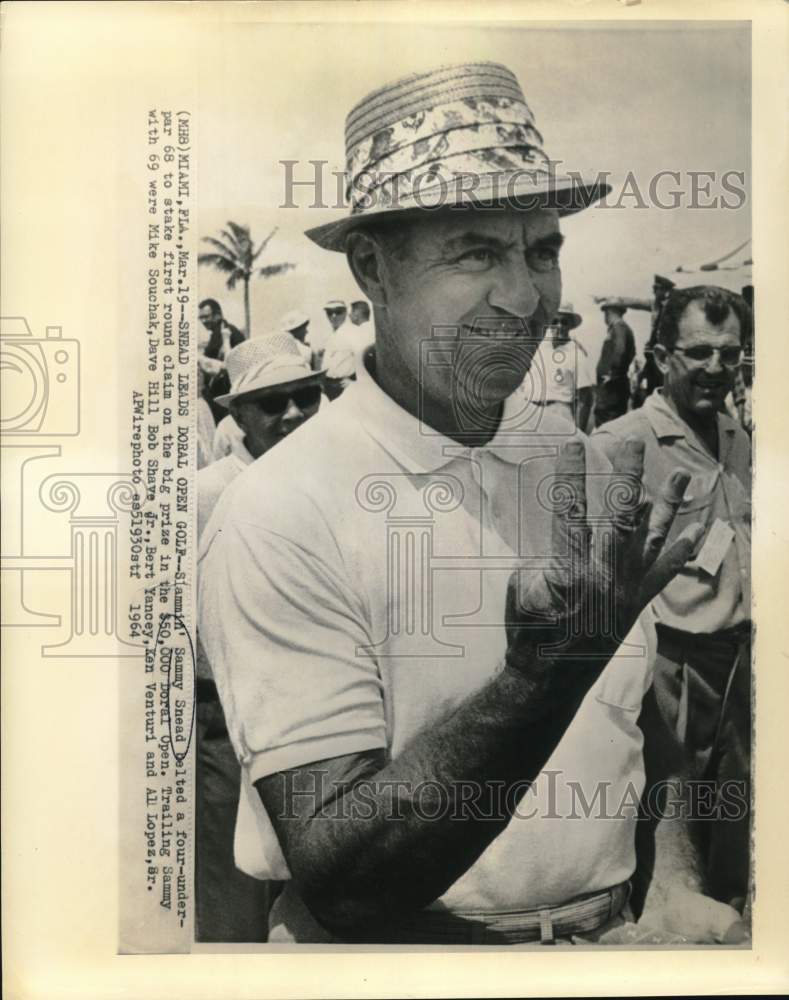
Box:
[594,286,752,912]
[198,298,246,421]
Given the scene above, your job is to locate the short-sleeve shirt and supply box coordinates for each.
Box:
[593,391,751,633]
[197,438,253,542]
[198,350,656,930]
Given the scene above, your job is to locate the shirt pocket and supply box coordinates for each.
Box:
[669,487,715,568]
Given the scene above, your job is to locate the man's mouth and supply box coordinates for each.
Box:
[462,321,534,341]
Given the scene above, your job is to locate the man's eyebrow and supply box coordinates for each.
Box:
[526,231,565,252]
[442,233,517,253]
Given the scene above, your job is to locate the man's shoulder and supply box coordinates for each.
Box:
[719,409,752,454]
[592,407,651,445]
[222,396,377,532]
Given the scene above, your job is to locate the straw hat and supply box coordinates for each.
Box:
[214,334,321,408]
[556,302,582,329]
[305,61,610,252]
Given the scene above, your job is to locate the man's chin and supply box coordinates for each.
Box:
[692,387,728,412]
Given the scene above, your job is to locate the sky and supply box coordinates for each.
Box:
[196,20,751,359]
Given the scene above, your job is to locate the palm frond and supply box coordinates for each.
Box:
[226,221,252,252]
[258,262,296,278]
[197,253,238,273]
[201,236,238,259]
[252,226,279,262]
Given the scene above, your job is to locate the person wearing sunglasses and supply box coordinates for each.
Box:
[593,285,752,917]
[198,333,324,540]
[194,332,324,943]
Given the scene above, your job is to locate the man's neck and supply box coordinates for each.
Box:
[372,347,502,447]
[665,394,719,457]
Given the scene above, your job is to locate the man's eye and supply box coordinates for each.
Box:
[456,249,495,270]
[525,246,560,272]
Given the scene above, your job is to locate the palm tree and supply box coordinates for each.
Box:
[198,221,295,337]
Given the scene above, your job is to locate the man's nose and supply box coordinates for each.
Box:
[705,350,725,374]
[281,399,304,424]
[487,255,543,318]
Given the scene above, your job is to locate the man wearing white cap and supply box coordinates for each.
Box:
[322,301,375,399]
[195,333,323,942]
[199,62,744,944]
[280,309,315,367]
[524,302,595,430]
[198,334,323,539]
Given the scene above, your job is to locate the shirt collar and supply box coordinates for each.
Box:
[644,389,737,442]
[229,432,255,466]
[352,348,546,474]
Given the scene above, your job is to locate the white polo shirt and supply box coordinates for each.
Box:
[198,350,655,933]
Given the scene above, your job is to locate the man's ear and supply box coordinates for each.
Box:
[346,231,389,308]
[653,344,670,376]
[229,403,247,434]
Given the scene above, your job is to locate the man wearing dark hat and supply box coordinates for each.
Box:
[595,301,636,426]
[199,62,744,945]
[595,275,676,409]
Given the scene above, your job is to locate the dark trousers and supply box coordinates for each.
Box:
[594,376,630,426]
[195,690,277,941]
[652,623,752,908]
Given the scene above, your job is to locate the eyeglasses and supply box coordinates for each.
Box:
[325,308,346,317]
[253,384,322,417]
[672,345,743,367]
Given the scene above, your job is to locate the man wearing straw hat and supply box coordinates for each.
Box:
[197,334,324,539]
[199,62,745,945]
[195,333,323,941]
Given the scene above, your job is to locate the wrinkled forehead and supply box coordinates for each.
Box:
[408,205,561,249]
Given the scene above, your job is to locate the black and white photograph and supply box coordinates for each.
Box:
[194,18,753,947]
[2,3,788,998]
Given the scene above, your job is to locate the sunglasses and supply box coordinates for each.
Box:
[253,384,322,417]
[325,308,346,317]
[672,345,742,367]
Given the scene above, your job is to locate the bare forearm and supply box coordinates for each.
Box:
[260,659,602,937]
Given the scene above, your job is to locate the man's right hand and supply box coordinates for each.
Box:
[504,438,705,681]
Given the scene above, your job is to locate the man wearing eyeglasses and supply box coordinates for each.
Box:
[593,285,752,914]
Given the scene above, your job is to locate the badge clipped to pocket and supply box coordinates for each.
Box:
[694,517,735,577]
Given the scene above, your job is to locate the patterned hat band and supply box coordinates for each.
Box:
[346,97,547,208]
[304,62,611,251]
[350,148,555,214]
